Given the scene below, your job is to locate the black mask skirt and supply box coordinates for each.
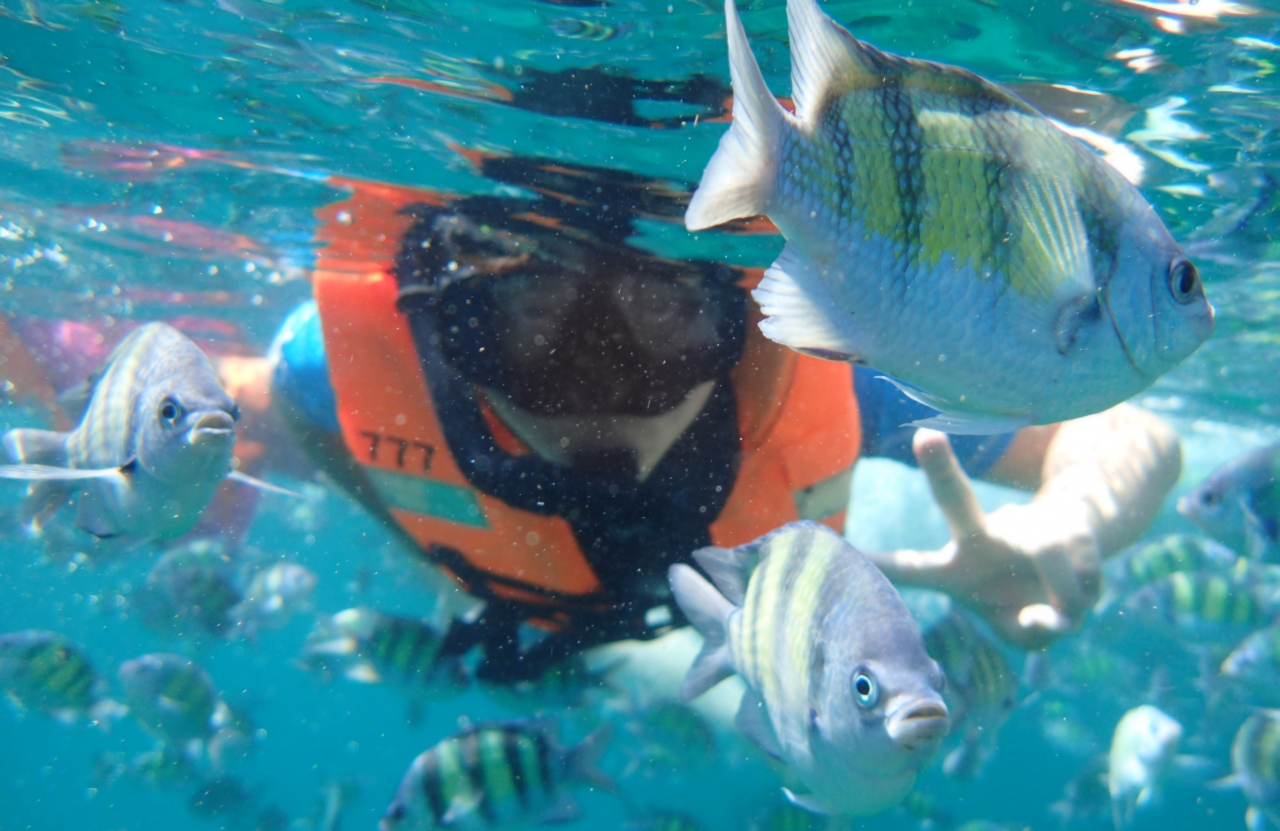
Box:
[390,204,747,680]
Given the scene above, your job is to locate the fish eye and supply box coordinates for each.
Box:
[1168,259,1202,305]
[159,398,183,423]
[229,403,241,422]
[852,667,879,708]
[1202,490,1220,506]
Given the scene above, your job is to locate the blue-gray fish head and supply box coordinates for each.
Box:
[134,338,239,484]
[1105,201,1214,380]
[818,585,950,778]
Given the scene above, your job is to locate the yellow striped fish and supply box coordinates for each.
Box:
[922,610,1017,781]
[380,720,613,830]
[0,322,263,541]
[0,629,118,724]
[685,0,1214,433]
[669,521,948,816]
[1225,710,1280,831]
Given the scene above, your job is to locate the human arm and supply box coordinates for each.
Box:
[865,404,1182,649]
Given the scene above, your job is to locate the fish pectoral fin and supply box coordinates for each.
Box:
[735,687,783,760]
[344,661,382,684]
[1008,170,1095,302]
[439,792,482,826]
[782,788,835,816]
[683,0,788,231]
[2,428,69,466]
[226,470,305,498]
[875,375,1031,435]
[752,244,859,363]
[0,463,124,481]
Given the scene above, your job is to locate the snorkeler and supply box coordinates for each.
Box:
[258,153,1182,683]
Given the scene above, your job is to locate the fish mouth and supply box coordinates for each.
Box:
[886,699,950,753]
[190,411,236,439]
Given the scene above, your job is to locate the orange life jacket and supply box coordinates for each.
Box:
[310,179,861,627]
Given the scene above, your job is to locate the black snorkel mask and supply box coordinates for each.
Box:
[394,205,746,418]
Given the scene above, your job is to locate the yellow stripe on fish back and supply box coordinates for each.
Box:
[782,535,840,713]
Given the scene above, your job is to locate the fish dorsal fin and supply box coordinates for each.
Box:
[786,0,1037,125]
[787,0,874,123]
[691,543,755,606]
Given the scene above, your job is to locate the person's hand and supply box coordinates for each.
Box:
[890,429,1102,649]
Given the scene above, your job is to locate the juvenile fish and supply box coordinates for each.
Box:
[380,720,613,830]
[685,0,1213,433]
[669,521,949,816]
[1179,443,1280,559]
[0,629,118,723]
[0,323,247,541]
[1108,705,1181,828]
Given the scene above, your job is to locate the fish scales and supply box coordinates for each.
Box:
[671,521,949,816]
[686,0,1212,431]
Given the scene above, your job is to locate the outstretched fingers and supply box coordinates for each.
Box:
[913,429,986,542]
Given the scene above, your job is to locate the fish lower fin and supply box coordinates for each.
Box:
[691,543,754,606]
[782,788,836,816]
[876,375,1031,435]
[683,0,787,231]
[735,687,782,760]
[3,428,69,466]
[752,244,859,363]
[76,490,124,539]
[667,564,737,700]
[0,463,125,481]
[1241,499,1275,560]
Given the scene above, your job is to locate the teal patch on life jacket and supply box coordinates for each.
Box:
[365,467,489,529]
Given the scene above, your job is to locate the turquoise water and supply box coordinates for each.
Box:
[1,0,1280,828]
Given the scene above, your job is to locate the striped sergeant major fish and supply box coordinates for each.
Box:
[1216,710,1280,831]
[668,521,948,816]
[118,653,239,752]
[1126,563,1280,641]
[1108,705,1182,828]
[379,719,613,831]
[0,322,290,542]
[0,629,121,724]
[921,609,1018,781]
[1112,535,1239,591]
[684,0,1212,434]
[302,607,456,690]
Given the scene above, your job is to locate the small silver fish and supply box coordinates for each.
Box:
[1108,705,1181,829]
[1178,442,1280,559]
[685,0,1213,433]
[228,561,317,638]
[669,521,949,816]
[0,323,252,541]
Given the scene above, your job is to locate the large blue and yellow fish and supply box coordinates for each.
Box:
[685,0,1215,432]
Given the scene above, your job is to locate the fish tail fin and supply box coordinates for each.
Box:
[684,0,786,231]
[566,723,617,793]
[668,564,736,700]
[3,429,75,531]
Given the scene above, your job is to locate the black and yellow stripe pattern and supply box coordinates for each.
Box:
[0,630,98,715]
[409,723,559,828]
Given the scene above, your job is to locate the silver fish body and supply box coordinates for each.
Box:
[669,521,948,816]
[685,0,1213,433]
[1108,705,1181,828]
[1,322,239,540]
[1178,442,1280,559]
